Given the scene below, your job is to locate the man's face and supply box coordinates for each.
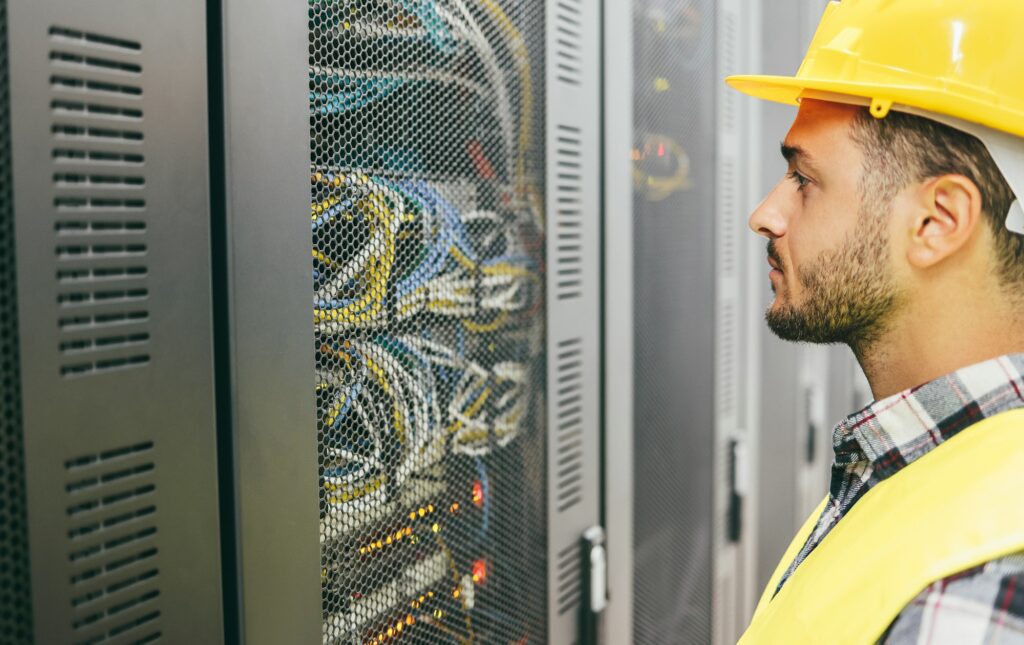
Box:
[749,99,902,345]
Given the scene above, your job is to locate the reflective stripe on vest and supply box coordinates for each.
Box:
[740,408,1024,644]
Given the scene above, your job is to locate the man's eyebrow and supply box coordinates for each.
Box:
[780,142,807,163]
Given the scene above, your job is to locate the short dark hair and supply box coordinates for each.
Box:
[849,109,1024,287]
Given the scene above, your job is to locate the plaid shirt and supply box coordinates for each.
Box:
[774,353,1024,644]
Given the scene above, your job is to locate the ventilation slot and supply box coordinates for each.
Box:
[59,289,149,306]
[51,100,143,122]
[59,310,148,330]
[50,75,142,99]
[65,442,160,644]
[720,11,738,134]
[52,124,143,143]
[57,266,148,284]
[718,302,737,417]
[555,124,584,300]
[49,51,142,76]
[53,149,144,166]
[60,332,149,353]
[555,338,585,513]
[556,542,581,615]
[56,243,147,258]
[719,157,736,277]
[59,355,149,378]
[49,26,141,53]
[554,0,583,86]
[55,175,145,189]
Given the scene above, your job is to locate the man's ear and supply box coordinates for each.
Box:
[906,174,983,269]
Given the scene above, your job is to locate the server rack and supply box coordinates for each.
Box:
[622,0,763,642]
[219,1,602,643]
[1,0,224,643]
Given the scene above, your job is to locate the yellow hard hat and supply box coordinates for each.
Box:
[727,0,1024,233]
[726,0,1024,137]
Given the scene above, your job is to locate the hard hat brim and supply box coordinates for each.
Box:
[726,74,1024,141]
[725,74,901,108]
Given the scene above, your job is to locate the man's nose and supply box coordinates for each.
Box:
[749,179,790,240]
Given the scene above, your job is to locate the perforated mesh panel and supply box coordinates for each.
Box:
[0,0,34,641]
[307,2,547,643]
[632,1,716,643]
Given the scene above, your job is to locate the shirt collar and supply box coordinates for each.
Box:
[832,354,1024,480]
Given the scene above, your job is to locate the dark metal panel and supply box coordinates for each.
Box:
[6,0,222,642]
[219,0,320,643]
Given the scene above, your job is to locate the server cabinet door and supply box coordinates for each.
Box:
[5,0,223,642]
[630,0,763,642]
[224,1,557,643]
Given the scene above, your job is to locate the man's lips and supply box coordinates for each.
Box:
[767,255,782,272]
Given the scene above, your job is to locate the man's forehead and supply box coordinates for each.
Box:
[783,99,862,161]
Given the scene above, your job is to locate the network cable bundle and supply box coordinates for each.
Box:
[308,0,547,642]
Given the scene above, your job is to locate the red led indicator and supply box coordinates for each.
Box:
[657,143,665,157]
[472,559,487,584]
[472,480,484,507]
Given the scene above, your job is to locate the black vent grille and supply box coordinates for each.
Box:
[65,442,160,644]
[553,0,583,86]
[49,25,150,378]
[0,0,34,641]
[554,124,583,301]
[554,337,584,513]
[555,542,580,615]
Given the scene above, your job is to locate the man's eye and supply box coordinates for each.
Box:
[787,170,811,191]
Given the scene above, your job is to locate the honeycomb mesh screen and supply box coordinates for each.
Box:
[307,2,548,643]
[632,1,716,643]
[0,0,34,641]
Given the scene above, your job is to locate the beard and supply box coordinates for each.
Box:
[765,207,901,348]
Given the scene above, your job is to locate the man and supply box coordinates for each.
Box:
[727,1,1024,643]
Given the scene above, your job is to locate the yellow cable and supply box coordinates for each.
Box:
[313,189,396,325]
[325,397,344,428]
[325,475,386,503]
[313,249,332,267]
[462,311,509,333]
[450,245,477,272]
[447,387,492,434]
[365,354,405,445]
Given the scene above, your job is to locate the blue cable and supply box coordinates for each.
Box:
[329,382,363,430]
[309,76,404,114]
[391,181,456,299]
[312,197,356,232]
[398,0,457,53]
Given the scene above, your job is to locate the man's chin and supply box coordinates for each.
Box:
[764,303,818,343]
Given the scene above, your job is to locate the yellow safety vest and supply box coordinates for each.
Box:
[740,408,1024,644]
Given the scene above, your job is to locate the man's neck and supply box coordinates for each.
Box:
[851,302,1024,401]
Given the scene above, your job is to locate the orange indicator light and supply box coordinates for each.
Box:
[472,480,484,507]
[472,559,487,584]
